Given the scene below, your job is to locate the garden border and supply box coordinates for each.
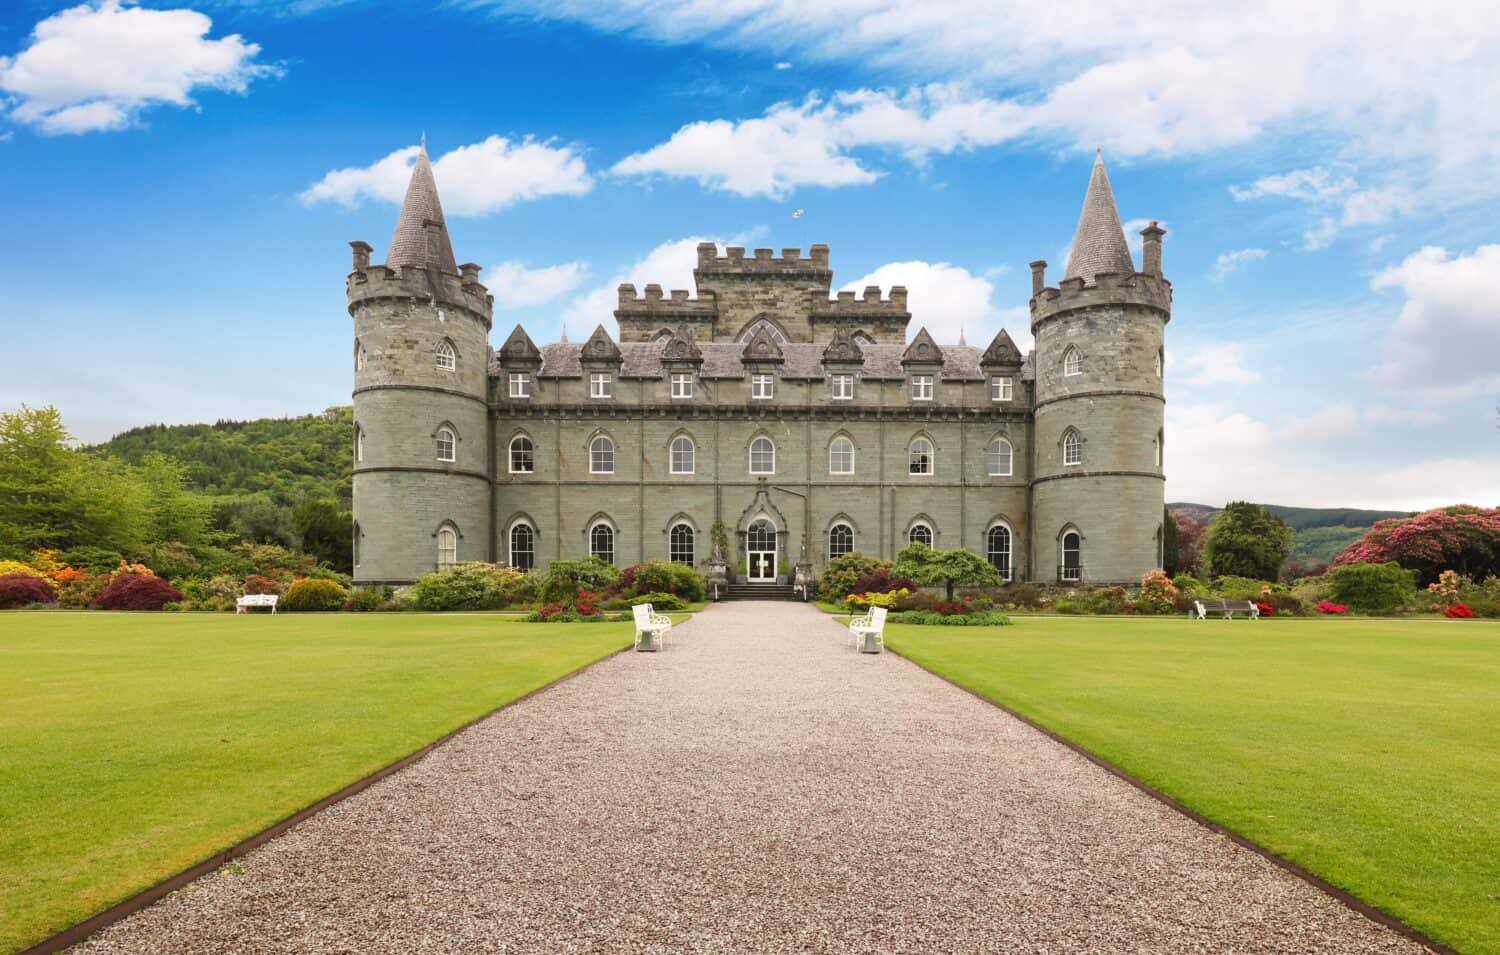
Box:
[885,643,1459,955]
[16,640,636,955]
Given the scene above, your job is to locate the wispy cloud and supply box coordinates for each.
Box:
[1174,343,1262,387]
[1209,247,1267,282]
[485,260,590,308]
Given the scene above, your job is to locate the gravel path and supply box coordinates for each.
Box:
[81,603,1418,953]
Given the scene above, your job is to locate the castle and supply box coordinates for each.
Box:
[348,145,1169,588]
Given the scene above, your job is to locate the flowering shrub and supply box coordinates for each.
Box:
[1136,569,1179,614]
[93,574,184,611]
[281,578,348,611]
[58,573,108,608]
[1254,601,1275,616]
[852,569,917,596]
[0,560,44,580]
[0,573,57,608]
[575,589,599,617]
[845,588,908,611]
[1333,505,1500,585]
[27,550,79,584]
[242,574,283,596]
[1426,570,1463,606]
[816,553,893,602]
[1446,603,1475,619]
[934,601,969,616]
[1316,600,1348,615]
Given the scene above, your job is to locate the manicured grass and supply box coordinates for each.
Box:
[0,613,632,953]
[885,616,1500,954]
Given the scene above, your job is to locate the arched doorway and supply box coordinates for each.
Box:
[746,518,777,582]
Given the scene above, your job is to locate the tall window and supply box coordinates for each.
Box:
[751,374,775,400]
[355,425,364,463]
[671,373,694,399]
[1155,430,1164,468]
[831,374,854,400]
[987,524,1012,580]
[828,523,854,558]
[1156,348,1164,379]
[509,522,535,571]
[435,340,456,371]
[1063,346,1083,377]
[590,523,615,565]
[990,376,1012,401]
[910,375,933,400]
[590,436,615,474]
[669,523,694,564]
[987,438,1013,477]
[509,373,531,398]
[355,342,366,372]
[1063,429,1082,467]
[909,437,934,475]
[909,523,934,547]
[829,436,854,475]
[437,525,457,569]
[353,522,360,567]
[509,435,534,474]
[436,427,456,463]
[670,436,695,474]
[749,436,775,474]
[1061,531,1082,581]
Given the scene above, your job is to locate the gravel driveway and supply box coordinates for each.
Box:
[80,602,1418,953]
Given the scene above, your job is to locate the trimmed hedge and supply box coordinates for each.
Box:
[891,610,1011,626]
[281,578,348,611]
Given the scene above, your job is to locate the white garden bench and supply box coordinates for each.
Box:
[1192,599,1259,620]
[236,594,278,614]
[632,603,672,652]
[849,605,888,653]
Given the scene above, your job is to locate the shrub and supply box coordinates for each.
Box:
[1254,601,1275,617]
[0,560,44,580]
[1171,574,1206,596]
[1204,501,1293,580]
[892,589,937,612]
[816,552,891,602]
[1135,569,1178,614]
[281,578,348,611]
[411,562,528,611]
[1317,600,1348,615]
[1258,592,1307,616]
[1080,586,1130,615]
[1333,505,1500,586]
[1000,582,1044,609]
[629,592,685,611]
[191,596,237,613]
[1326,561,1416,615]
[92,575,184,611]
[57,573,108,608]
[56,546,125,575]
[852,569,917,596]
[845,589,908,611]
[242,574,283,596]
[540,557,620,606]
[1212,575,1274,600]
[891,610,1011,626]
[0,573,57,608]
[1446,603,1475,619]
[343,587,388,612]
[628,562,705,602]
[894,543,1001,601]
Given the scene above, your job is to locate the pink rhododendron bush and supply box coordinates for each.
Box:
[1333,505,1500,586]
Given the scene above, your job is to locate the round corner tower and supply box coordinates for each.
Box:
[1029,153,1169,585]
[348,143,494,585]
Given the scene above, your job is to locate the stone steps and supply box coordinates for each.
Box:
[722,583,799,602]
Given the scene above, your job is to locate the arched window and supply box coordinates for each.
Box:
[1061,531,1082,581]
[590,522,615,565]
[436,427,456,463]
[909,437,934,475]
[355,425,364,463]
[829,436,854,475]
[352,522,360,567]
[1155,348,1164,379]
[355,341,366,372]
[987,437,1013,477]
[509,435,534,474]
[435,340,456,371]
[828,523,854,559]
[670,436,695,474]
[509,522,535,571]
[852,332,875,346]
[669,523,694,564]
[1155,429,1163,468]
[749,436,775,474]
[1062,429,1082,467]
[909,522,933,547]
[1063,346,1083,377]
[590,435,615,474]
[437,525,458,570]
[737,318,788,344]
[987,524,1012,580]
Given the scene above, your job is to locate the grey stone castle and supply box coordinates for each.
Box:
[348,145,1169,587]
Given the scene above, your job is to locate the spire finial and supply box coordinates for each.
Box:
[420,131,427,156]
[560,322,569,344]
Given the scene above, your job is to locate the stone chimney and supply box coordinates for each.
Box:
[1140,221,1166,277]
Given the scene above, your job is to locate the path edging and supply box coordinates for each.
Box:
[16,641,635,955]
[885,644,1456,955]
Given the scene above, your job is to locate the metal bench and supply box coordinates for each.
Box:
[236,594,279,614]
[1192,599,1259,620]
[849,606,888,653]
[632,603,673,651]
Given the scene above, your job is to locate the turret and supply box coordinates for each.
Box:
[1028,151,1170,584]
[348,139,494,584]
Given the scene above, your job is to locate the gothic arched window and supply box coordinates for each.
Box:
[435,340,456,371]
[1063,346,1083,377]
[828,523,854,559]
[509,435,534,474]
[509,522,535,571]
[590,522,616,565]
[987,438,1012,477]
[1062,429,1082,467]
[671,436,695,474]
[590,436,615,474]
[987,524,1012,580]
[669,523,694,564]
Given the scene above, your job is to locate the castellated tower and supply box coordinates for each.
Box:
[1029,153,1169,584]
[347,142,494,585]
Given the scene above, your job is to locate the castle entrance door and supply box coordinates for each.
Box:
[747,519,777,582]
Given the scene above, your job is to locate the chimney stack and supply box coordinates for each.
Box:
[1029,260,1047,296]
[1140,221,1166,277]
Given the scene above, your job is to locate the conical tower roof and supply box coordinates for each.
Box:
[1063,151,1135,285]
[386,139,458,275]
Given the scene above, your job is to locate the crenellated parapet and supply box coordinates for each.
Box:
[615,283,719,342]
[1029,270,1171,333]
[695,242,832,277]
[809,285,910,343]
[346,256,494,331]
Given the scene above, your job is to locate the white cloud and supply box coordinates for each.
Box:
[1230,166,1357,203]
[841,261,1027,350]
[1209,248,1267,282]
[0,0,277,135]
[485,260,590,308]
[301,135,592,215]
[1369,244,1500,398]
[563,236,721,336]
[1231,165,1418,249]
[1173,343,1262,387]
[774,61,792,70]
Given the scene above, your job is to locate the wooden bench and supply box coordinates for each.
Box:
[849,606,888,653]
[1192,599,1259,620]
[236,594,279,614]
[632,603,672,651]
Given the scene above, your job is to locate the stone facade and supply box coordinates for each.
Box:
[349,147,1169,586]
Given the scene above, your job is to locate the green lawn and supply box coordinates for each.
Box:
[0,613,632,953]
[885,616,1500,954]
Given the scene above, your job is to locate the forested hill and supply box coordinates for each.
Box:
[94,407,353,505]
[1169,501,1412,563]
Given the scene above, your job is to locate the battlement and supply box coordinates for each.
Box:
[1029,271,1172,331]
[813,285,909,312]
[346,257,494,330]
[695,242,832,274]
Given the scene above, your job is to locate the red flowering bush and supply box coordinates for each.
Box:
[934,601,968,616]
[1446,603,1475,619]
[853,569,918,596]
[1254,601,1275,617]
[1333,506,1500,586]
[1316,600,1348,615]
[576,589,599,617]
[93,574,185,611]
[537,602,566,619]
[0,573,57,608]
[242,574,284,596]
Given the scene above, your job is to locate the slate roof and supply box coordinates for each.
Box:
[384,142,458,275]
[1063,151,1135,285]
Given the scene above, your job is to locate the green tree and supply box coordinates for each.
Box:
[894,542,1001,601]
[1162,504,1180,575]
[293,499,354,574]
[1203,501,1293,581]
[225,498,299,549]
[136,452,212,546]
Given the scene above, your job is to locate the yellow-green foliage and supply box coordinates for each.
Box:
[0,560,43,579]
[845,588,909,610]
[280,578,348,611]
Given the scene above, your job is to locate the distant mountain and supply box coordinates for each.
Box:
[1168,502,1413,563]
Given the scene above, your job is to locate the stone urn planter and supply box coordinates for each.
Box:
[704,558,729,601]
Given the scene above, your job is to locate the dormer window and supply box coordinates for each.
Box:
[435,340,456,371]
[509,373,531,398]
[910,375,933,401]
[751,374,774,400]
[990,376,1013,401]
[590,373,613,399]
[671,373,694,399]
[831,374,854,400]
[1063,346,1083,377]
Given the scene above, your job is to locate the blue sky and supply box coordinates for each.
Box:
[2,0,1498,509]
